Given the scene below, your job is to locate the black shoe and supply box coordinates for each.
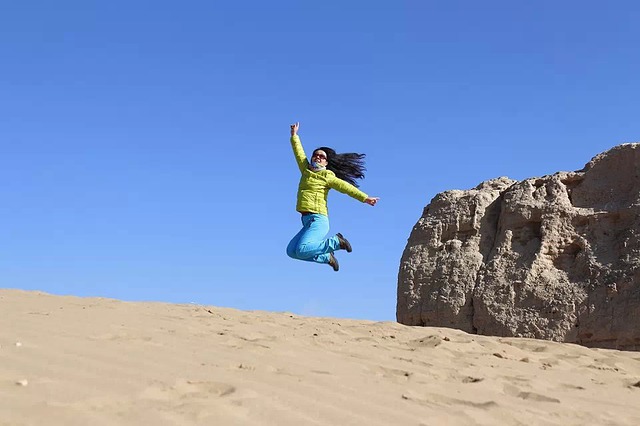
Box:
[336,233,352,253]
[328,253,339,272]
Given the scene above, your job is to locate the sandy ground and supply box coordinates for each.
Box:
[1,289,640,425]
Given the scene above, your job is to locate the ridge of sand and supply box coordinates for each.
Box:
[2,289,640,425]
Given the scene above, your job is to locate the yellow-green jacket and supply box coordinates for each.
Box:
[290,135,368,216]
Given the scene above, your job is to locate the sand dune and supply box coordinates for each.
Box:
[2,289,640,425]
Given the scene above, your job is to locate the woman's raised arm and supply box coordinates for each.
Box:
[289,122,308,173]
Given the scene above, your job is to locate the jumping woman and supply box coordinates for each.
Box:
[286,122,379,271]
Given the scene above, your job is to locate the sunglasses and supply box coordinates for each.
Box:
[312,153,327,160]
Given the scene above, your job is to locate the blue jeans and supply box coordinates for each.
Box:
[286,213,340,264]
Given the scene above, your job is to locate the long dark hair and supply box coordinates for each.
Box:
[313,147,366,187]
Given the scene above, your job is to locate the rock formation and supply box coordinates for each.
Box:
[397,143,640,350]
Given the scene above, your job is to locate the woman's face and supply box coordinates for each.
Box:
[311,150,328,167]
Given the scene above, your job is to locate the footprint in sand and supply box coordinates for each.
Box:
[141,379,236,401]
[178,380,236,397]
[402,392,497,409]
[503,383,560,403]
[370,365,412,382]
[408,335,442,349]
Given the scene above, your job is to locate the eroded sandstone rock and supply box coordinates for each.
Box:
[397,143,640,350]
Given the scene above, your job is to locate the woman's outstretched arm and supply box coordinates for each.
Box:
[290,122,308,173]
[327,175,379,206]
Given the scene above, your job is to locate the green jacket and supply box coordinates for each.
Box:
[290,135,368,215]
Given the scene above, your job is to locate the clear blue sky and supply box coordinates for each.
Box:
[1,1,638,321]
